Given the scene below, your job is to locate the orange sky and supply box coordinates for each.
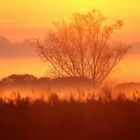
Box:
[0,0,140,42]
[0,0,140,82]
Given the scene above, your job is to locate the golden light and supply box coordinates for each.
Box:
[0,0,140,82]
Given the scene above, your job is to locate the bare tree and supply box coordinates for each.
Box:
[36,9,130,86]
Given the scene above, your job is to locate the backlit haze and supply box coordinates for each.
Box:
[0,0,140,83]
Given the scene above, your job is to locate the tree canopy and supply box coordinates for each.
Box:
[37,9,130,86]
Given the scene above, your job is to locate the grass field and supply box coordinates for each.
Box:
[0,92,140,140]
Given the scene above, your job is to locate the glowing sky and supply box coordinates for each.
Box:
[0,0,140,42]
[0,0,140,82]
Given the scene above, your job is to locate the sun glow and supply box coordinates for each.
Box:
[0,0,140,82]
[0,0,140,42]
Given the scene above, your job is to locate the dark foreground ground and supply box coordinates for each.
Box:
[0,94,140,140]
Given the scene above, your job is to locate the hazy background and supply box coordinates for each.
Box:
[0,0,140,82]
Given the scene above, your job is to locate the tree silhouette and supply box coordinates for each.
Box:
[36,9,130,86]
[1,74,37,84]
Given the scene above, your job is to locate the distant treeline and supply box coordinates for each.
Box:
[0,74,93,89]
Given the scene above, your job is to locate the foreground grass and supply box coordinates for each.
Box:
[0,94,140,140]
